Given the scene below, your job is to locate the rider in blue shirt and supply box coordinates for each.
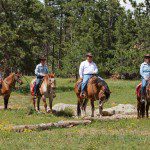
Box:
[140,54,150,101]
[34,56,49,97]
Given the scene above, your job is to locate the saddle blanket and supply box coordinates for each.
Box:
[136,82,142,97]
[30,81,36,96]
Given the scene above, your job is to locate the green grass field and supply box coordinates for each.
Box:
[0,78,150,150]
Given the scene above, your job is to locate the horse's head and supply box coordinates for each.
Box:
[14,72,23,85]
[48,73,56,89]
[99,85,111,101]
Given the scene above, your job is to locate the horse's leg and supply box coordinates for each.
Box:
[77,98,82,117]
[137,103,141,118]
[146,102,149,118]
[141,101,145,118]
[99,100,103,117]
[42,95,47,112]
[4,94,10,110]
[32,97,36,110]
[90,100,95,117]
[37,96,41,112]
[49,95,53,113]
[137,97,141,118]
[82,98,88,116]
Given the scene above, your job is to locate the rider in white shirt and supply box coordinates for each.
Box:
[79,53,98,98]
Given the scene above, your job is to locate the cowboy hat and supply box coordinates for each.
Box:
[86,53,93,57]
[39,56,46,61]
[144,54,150,58]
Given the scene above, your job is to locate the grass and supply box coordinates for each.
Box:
[0,77,149,150]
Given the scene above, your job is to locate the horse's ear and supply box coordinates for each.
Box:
[49,73,55,78]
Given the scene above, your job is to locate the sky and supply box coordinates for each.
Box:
[39,0,145,11]
[120,0,144,10]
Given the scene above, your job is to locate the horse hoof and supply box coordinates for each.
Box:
[37,111,40,113]
[47,110,52,113]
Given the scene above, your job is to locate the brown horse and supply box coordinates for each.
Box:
[0,73,23,109]
[74,76,110,117]
[30,74,56,113]
[137,80,150,118]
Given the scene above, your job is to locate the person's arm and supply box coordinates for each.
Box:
[79,62,84,79]
[140,64,145,79]
[45,65,49,74]
[93,63,98,74]
[0,73,2,81]
[35,65,43,76]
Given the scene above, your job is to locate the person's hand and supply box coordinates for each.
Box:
[40,73,46,77]
[80,78,83,81]
[144,77,149,81]
[93,71,97,74]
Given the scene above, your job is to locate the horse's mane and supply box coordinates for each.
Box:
[49,73,55,78]
[4,73,15,81]
[43,74,55,81]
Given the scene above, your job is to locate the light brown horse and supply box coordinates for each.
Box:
[137,80,150,118]
[30,74,56,113]
[0,73,23,109]
[74,76,110,117]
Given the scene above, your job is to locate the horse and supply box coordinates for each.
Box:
[0,72,23,109]
[30,73,56,113]
[74,76,111,117]
[137,80,150,118]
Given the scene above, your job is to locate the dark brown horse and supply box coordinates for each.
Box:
[74,76,110,117]
[0,73,23,109]
[137,80,150,118]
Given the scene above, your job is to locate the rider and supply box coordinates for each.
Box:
[0,64,2,89]
[79,53,98,98]
[34,56,49,98]
[140,54,150,101]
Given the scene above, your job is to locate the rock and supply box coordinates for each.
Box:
[53,103,77,112]
[103,104,136,115]
[53,103,136,117]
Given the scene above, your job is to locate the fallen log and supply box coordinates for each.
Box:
[11,120,91,132]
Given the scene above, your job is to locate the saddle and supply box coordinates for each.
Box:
[30,80,43,96]
[30,81,36,96]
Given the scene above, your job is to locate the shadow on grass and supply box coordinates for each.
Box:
[53,108,74,118]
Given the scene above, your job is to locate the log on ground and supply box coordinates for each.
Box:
[11,120,91,132]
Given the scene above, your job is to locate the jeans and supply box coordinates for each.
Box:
[34,77,43,96]
[141,78,148,97]
[81,75,93,93]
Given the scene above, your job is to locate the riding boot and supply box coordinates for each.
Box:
[80,91,86,99]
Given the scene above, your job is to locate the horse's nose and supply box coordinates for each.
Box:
[140,99,145,104]
[52,86,56,90]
